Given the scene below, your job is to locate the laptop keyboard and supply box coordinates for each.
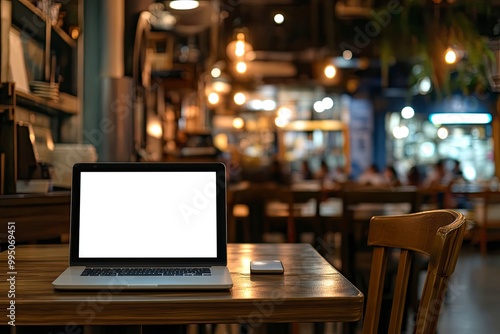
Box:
[81,268,212,276]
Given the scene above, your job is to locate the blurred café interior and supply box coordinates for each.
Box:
[2,0,500,333]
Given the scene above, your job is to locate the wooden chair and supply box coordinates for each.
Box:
[362,209,466,334]
[472,190,500,255]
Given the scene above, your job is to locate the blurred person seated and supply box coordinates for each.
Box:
[314,159,331,181]
[424,159,453,189]
[407,165,423,187]
[300,160,314,181]
[357,164,385,186]
[422,159,456,208]
[383,165,402,187]
[269,158,291,186]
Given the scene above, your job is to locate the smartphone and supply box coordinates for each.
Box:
[250,260,284,274]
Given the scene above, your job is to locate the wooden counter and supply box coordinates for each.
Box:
[0,192,70,243]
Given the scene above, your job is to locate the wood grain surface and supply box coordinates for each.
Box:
[0,243,363,326]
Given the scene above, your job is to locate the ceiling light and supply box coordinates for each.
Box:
[262,100,276,111]
[418,77,432,94]
[211,67,221,78]
[275,116,288,128]
[236,62,247,73]
[392,125,409,139]
[234,92,246,105]
[208,92,220,105]
[226,32,253,61]
[342,50,353,60]
[437,127,449,139]
[274,13,284,24]
[401,106,415,119]
[313,101,325,113]
[233,117,245,129]
[324,65,336,79]
[248,100,262,110]
[445,48,457,64]
[277,106,292,119]
[169,1,199,10]
[322,97,334,109]
[430,113,492,125]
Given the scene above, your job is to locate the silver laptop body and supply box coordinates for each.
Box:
[52,162,233,290]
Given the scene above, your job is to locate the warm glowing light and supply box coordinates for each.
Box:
[322,97,334,109]
[437,127,449,139]
[235,40,246,57]
[147,120,163,139]
[248,100,262,110]
[401,106,415,119]
[208,92,220,105]
[262,100,277,111]
[342,50,353,60]
[212,80,231,94]
[234,92,246,105]
[277,106,292,119]
[233,117,245,129]
[169,0,199,10]
[445,48,457,64]
[214,133,228,151]
[274,13,284,24]
[236,61,247,73]
[226,32,253,61]
[70,27,80,40]
[324,65,336,79]
[211,67,221,78]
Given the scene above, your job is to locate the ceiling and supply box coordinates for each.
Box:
[161,0,500,94]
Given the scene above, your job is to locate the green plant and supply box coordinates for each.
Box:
[380,0,495,97]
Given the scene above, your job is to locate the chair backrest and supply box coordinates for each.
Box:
[362,209,466,334]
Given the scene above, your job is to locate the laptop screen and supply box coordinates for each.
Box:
[69,162,227,266]
[79,171,217,258]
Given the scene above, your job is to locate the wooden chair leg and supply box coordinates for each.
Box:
[480,226,487,255]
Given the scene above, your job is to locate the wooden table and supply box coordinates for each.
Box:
[0,243,363,330]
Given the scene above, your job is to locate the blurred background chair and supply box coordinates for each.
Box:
[362,209,466,334]
[473,190,500,255]
[340,185,419,281]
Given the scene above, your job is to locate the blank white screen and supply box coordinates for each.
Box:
[78,171,218,258]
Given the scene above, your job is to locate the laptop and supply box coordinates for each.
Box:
[52,162,233,290]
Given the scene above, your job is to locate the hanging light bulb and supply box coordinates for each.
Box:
[236,61,247,74]
[324,64,337,79]
[226,31,253,61]
[208,92,220,105]
[234,92,246,105]
[445,48,458,64]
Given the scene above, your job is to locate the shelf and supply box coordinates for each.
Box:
[12,0,76,49]
[52,25,76,48]
[16,90,78,116]
[11,0,46,43]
